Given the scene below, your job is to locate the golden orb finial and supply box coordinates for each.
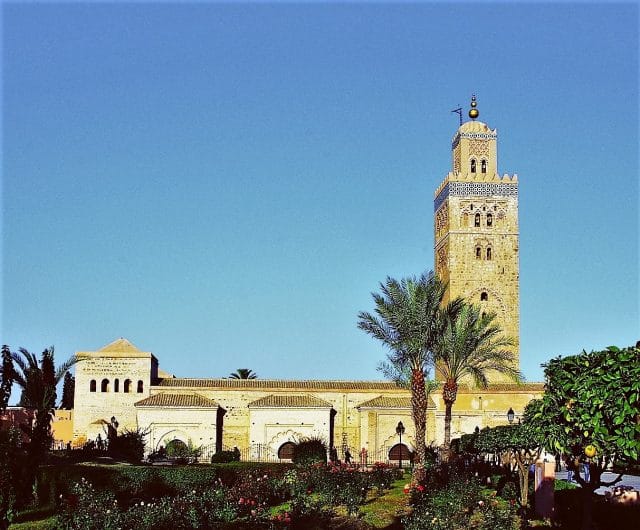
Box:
[468,94,479,120]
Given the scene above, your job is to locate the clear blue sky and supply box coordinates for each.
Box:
[2,2,638,389]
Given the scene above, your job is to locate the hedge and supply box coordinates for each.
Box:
[36,462,292,509]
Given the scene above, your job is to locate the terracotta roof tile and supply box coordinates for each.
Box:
[248,395,332,408]
[134,393,218,408]
[357,396,436,409]
[156,379,401,391]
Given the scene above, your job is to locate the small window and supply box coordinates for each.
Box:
[137,380,144,393]
[476,247,481,259]
[481,159,487,173]
[124,379,132,393]
[101,379,109,393]
[474,213,481,227]
[114,379,120,393]
[470,159,476,173]
[486,247,492,260]
[90,380,97,392]
[480,291,489,301]
[487,213,493,227]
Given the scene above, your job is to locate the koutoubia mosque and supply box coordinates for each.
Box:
[66,98,543,461]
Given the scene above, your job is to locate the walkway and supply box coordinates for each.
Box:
[555,471,640,495]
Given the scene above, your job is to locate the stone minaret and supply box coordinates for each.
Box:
[434,96,520,379]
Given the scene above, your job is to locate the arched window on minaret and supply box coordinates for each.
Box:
[470,159,477,173]
[481,159,487,173]
[480,292,489,302]
[486,213,493,227]
[137,380,144,393]
[90,380,96,392]
[486,247,492,260]
[476,247,481,260]
[474,213,481,227]
[124,379,132,393]
[114,379,120,393]
[101,379,110,392]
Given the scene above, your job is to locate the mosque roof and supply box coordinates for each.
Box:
[248,395,333,408]
[134,393,219,408]
[357,396,435,409]
[156,379,402,390]
[78,337,155,359]
[99,338,142,353]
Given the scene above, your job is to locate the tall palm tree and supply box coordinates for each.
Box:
[10,347,77,460]
[358,272,460,481]
[434,303,520,450]
[229,368,257,379]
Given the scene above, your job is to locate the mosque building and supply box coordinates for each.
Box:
[70,98,543,461]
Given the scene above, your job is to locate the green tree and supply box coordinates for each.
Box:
[358,272,459,481]
[534,345,640,530]
[434,303,519,450]
[10,347,77,463]
[60,372,75,409]
[0,346,12,412]
[229,368,257,379]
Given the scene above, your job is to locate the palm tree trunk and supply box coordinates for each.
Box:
[442,378,458,451]
[411,368,427,482]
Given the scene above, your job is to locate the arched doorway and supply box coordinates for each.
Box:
[388,443,412,462]
[278,441,296,460]
[165,439,188,457]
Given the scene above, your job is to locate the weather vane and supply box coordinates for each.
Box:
[451,105,463,126]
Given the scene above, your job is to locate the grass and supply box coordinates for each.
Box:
[359,471,411,528]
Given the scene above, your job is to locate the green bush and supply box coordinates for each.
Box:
[108,429,146,464]
[211,449,240,463]
[291,437,327,466]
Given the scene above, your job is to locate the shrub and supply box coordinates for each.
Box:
[108,429,146,464]
[211,449,240,463]
[291,437,327,466]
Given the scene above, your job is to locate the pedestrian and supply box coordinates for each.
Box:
[344,448,352,464]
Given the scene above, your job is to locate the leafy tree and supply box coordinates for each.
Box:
[229,368,257,379]
[10,347,77,463]
[533,345,640,530]
[60,372,75,409]
[475,416,544,507]
[358,272,460,481]
[0,346,12,412]
[434,303,519,450]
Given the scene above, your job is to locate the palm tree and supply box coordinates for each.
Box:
[229,368,257,379]
[434,303,520,451]
[358,272,459,481]
[10,347,77,460]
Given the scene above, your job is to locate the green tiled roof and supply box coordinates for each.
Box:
[248,395,333,408]
[134,393,218,408]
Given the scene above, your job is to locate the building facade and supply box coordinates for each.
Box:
[71,100,540,461]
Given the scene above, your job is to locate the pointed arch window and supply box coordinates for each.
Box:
[90,380,97,392]
[486,247,492,260]
[470,159,477,173]
[480,291,489,301]
[474,213,481,227]
[476,247,481,260]
[124,379,132,393]
[486,213,493,227]
[137,380,144,393]
[101,379,110,392]
[481,159,487,173]
[114,379,120,393]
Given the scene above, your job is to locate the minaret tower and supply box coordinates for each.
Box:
[434,96,520,378]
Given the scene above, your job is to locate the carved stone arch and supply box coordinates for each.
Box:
[155,429,192,452]
[380,433,415,453]
[468,287,508,315]
[267,429,305,452]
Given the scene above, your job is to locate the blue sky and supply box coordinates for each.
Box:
[2,2,638,388]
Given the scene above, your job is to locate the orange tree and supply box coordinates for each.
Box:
[533,345,640,530]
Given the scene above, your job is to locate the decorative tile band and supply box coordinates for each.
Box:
[434,182,518,211]
[451,131,498,149]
